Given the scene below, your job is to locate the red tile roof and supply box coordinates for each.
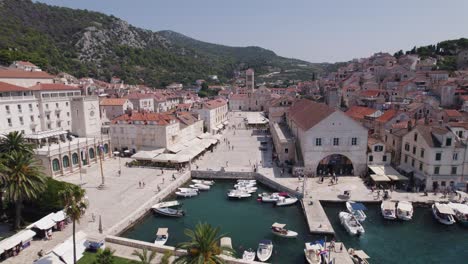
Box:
[0,69,54,79]
[112,112,175,125]
[444,109,462,118]
[229,94,248,100]
[204,99,226,109]
[346,106,376,120]
[376,109,398,123]
[0,81,31,92]
[15,61,37,67]
[359,89,385,97]
[30,83,81,91]
[288,99,335,130]
[126,93,154,99]
[100,98,129,106]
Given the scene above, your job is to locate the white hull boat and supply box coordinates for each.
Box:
[432,203,456,225]
[154,228,168,245]
[276,196,298,206]
[381,201,397,220]
[256,240,273,262]
[237,180,256,183]
[346,201,367,222]
[234,183,256,188]
[192,179,214,185]
[227,190,251,199]
[153,207,184,217]
[189,183,210,191]
[304,243,324,264]
[235,186,257,193]
[339,212,365,236]
[448,202,468,226]
[396,201,413,221]
[261,193,281,202]
[242,249,256,261]
[271,222,298,238]
[176,188,198,198]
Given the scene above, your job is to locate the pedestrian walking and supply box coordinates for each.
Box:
[92,213,96,222]
[139,181,141,188]
[143,182,146,188]
[162,178,165,184]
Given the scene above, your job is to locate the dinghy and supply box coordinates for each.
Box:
[271,222,298,238]
[152,207,185,217]
[256,240,273,262]
[242,249,256,261]
[339,212,365,236]
[261,193,281,202]
[227,190,251,199]
[176,188,198,198]
[154,228,169,245]
[276,195,298,206]
[192,179,214,185]
[189,183,210,191]
[396,201,413,221]
[346,201,367,222]
[220,237,234,257]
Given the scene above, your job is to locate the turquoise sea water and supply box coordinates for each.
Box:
[121,180,467,264]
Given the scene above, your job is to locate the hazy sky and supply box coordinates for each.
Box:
[36,0,468,63]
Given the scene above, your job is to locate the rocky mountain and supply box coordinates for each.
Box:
[0,0,322,86]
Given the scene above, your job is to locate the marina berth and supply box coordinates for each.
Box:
[271,222,298,238]
[380,201,397,220]
[396,201,413,221]
[346,201,367,222]
[447,202,468,226]
[256,240,273,262]
[154,228,169,245]
[304,242,324,264]
[432,203,456,225]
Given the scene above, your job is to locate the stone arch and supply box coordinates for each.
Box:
[52,158,60,172]
[316,154,354,176]
[72,153,79,165]
[103,144,109,154]
[62,155,70,168]
[89,148,95,159]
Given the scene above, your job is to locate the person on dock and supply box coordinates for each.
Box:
[139,181,142,188]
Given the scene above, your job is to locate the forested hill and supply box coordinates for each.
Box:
[0,0,321,86]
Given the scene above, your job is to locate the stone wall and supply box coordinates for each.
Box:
[191,170,256,179]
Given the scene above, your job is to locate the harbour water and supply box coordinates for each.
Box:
[121,180,467,263]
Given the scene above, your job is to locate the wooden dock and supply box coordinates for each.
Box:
[325,242,355,264]
[302,198,335,235]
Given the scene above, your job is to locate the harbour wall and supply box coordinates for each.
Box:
[107,170,191,236]
[106,235,267,264]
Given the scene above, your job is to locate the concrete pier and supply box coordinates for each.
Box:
[325,242,354,264]
[302,198,335,235]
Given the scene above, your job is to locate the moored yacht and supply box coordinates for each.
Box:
[448,202,468,226]
[432,203,456,225]
[256,240,273,262]
[227,189,251,199]
[242,248,256,261]
[154,228,169,245]
[339,212,365,236]
[192,179,214,185]
[271,222,298,238]
[381,201,397,220]
[396,201,413,221]
[304,242,324,264]
[176,187,198,198]
[346,201,367,222]
[189,183,210,191]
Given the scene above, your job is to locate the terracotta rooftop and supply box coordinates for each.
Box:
[345,106,377,120]
[0,81,31,92]
[112,112,175,125]
[448,121,468,130]
[229,94,248,100]
[414,125,461,148]
[0,69,54,79]
[376,109,398,123]
[288,99,335,130]
[100,98,129,106]
[126,93,154,99]
[444,109,462,118]
[203,99,227,109]
[30,83,81,91]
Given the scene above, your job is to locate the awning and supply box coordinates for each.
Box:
[156,228,168,236]
[27,213,56,230]
[0,230,36,251]
[370,174,391,182]
[368,165,407,181]
[24,129,67,140]
[131,149,165,160]
[434,203,455,215]
[398,164,413,173]
[387,174,408,181]
[381,201,396,210]
[52,210,67,222]
[272,222,286,228]
[350,202,367,211]
[223,121,229,125]
[35,253,63,264]
[167,143,184,153]
[220,237,233,248]
[152,153,177,162]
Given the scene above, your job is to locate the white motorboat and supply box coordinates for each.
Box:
[256,240,273,262]
[346,201,367,222]
[304,243,324,264]
[276,195,298,206]
[271,222,298,238]
[189,183,210,191]
[192,179,214,186]
[154,228,169,245]
[380,201,397,220]
[396,201,413,221]
[235,186,257,193]
[227,190,251,199]
[152,200,180,209]
[237,179,256,183]
[260,193,281,202]
[242,249,256,261]
[176,188,198,198]
[234,183,256,188]
[432,203,456,225]
[448,202,468,226]
[339,212,365,236]
[152,207,185,217]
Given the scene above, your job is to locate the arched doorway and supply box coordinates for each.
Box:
[62,155,70,168]
[317,154,353,176]
[72,153,79,165]
[89,148,95,159]
[52,158,60,172]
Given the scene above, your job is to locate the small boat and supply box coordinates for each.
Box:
[276,195,298,206]
[304,242,324,264]
[346,201,367,222]
[152,200,180,209]
[235,186,257,193]
[261,193,281,202]
[348,248,370,264]
[271,222,298,238]
[448,202,468,226]
[189,183,210,191]
[339,212,365,236]
[380,201,397,220]
[234,183,256,188]
[220,237,234,257]
[432,203,456,225]
[192,179,214,185]
[237,179,256,183]
[176,188,198,198]
[152,207,185,217]
[396,201,413,221]
[154,228,169,245]
[242,248,256,261]
[227,190,251,199]
[256,240,273,262]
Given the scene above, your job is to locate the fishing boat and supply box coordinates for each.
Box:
[276,194,298,206]
[154,228,169,245]
[220,237,234,257]
[261,193,281,203]
[432,203,456,225]
[192,179,214,185]
[235,186,257,193]
[188,183,210,191]
[234,182,256,188]
[175,188,198,198]
[346,201,367,222]
[271,222,298,238]
[448,202,468,226]
[152,200,180,209]
[339,212,365,236]
[227,190,251,199]
[348,248,370,264]
[396,201,413,221]
[380,201,397,220]
[152,207,185,217]
[242,249,256,261]
[304,242,324,264]
[256,240,273,262]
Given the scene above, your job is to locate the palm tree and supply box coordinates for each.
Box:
[94,247,115,264]
[131,248,157,264]
[0,131,34,154]
[174,222,234,264]
[60,186,87,264]
[0,151,46,229]
[161,250,172,264]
